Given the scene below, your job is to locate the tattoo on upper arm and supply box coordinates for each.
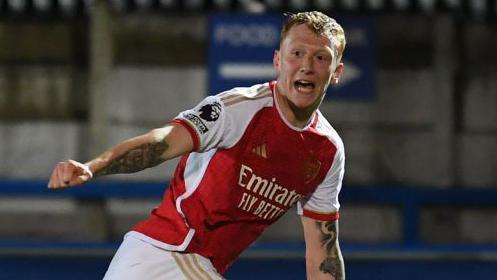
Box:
[316,221,344,280]
[94,140,169,177]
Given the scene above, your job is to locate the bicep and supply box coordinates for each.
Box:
[149,123,194,161]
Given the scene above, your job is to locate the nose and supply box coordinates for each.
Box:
[300,55,314,74]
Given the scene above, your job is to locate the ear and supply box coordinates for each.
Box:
[330,63,344,85]
[273,49,281,74]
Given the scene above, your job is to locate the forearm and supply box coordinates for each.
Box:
[311,230,345,280]
[86,129,170,177]
[303,217,345,280]
[48,124,192,189]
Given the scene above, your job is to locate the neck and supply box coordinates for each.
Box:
[275,85,316,129]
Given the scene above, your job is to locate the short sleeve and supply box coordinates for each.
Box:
[173,95,227,152]
[297,143,345,221]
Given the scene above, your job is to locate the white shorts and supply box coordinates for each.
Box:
[103,232,225,280]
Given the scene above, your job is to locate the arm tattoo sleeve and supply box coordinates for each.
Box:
[94,140,169,177]
[316,221,345,280]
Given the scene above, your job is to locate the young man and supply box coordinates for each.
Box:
[48,11,346,280]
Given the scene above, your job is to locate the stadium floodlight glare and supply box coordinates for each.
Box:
[109,0,126,12]
[392,0,409,11]
[33,0,51,12]
[342,0,360,10]
[444,0,461,10]
[289,0,307,11]
[263,0,282,9]
[159,0,176,9]
[184,0,202,10]
[469,0,486,18]
[239,0,266,14]
[365,0,384,10]
[59,0,77,15]
[213,0,230,9]
[7,0,27,13]
[136,0,153,10]
[419,0,436,13]
[315,0,334,10]
[82,0,93,13]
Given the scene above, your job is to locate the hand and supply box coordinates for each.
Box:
[48,160,93,189]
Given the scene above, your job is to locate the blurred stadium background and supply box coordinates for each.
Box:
[0,0,496,279]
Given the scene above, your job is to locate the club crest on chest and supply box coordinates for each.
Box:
[303,156,322,184]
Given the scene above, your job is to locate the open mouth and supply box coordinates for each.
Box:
[294,80,315,92]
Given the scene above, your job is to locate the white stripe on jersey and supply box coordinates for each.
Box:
[176,149,217,223]
[126,230,195,252]
[221,85,272,107]
[297,110,345,216]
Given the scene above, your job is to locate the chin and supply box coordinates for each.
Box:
[289,98,318,110]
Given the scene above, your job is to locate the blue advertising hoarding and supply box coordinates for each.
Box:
[208,13,376,100]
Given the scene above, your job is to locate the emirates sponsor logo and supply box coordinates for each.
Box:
[237,164,302,220]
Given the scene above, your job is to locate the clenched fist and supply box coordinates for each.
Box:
[48,160,93,189]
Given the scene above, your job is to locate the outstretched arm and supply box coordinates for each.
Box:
[301,215,345,280]
[48,123,193,189]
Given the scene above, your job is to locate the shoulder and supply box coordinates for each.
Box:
[314,110,345,154]
[216,83,273,108]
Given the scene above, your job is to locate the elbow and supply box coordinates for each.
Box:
[149,128,168,143]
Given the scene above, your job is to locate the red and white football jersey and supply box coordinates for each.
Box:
[131,81,345,274]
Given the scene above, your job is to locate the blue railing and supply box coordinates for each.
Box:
[340,185,497,246]
[0,179,165,199]
[3,180,497,280]
[2,180,497,254]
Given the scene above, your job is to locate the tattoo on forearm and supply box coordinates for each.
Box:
[94,140,169,177]
[316,221,345,280]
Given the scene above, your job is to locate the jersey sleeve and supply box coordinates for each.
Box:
[297,143,345,221]
[172,84,273,152]
[172,95,229,152]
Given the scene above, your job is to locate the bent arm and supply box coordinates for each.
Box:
[88,123,193,176]
[301,215,345,280]
[48,123,193,189]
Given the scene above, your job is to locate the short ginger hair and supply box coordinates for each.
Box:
[280,11,346,62]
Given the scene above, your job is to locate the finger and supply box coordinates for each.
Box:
[48,168,58,189]
[52,166,64,189]
[80,163,93,179]
[71,174,92,186]
[57,162,74,186]
[61,162,75,184]
[55,164,66,186]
